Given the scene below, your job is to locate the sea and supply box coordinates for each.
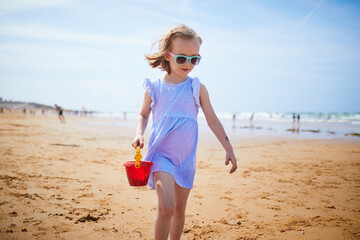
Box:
[90,111,360,140]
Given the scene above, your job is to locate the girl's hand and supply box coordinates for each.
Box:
[225,150,237,174]
[131,135,144,149]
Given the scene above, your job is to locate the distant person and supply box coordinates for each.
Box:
[232,113,236,128]
[81,106,86,117]
[250,112,254,121]
[131,24,237,240]
[291,113,300,133]
[0,107,3,113]
[249,112,255,128]
[55,104,65,123]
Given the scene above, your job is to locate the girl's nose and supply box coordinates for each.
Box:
[184,59,192,67]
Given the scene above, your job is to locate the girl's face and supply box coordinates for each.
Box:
[165,37,201,80]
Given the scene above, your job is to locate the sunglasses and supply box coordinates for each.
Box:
[168,51,202,66]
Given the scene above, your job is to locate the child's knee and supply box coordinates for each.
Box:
[158,202,174,219]
[174,203,186,216]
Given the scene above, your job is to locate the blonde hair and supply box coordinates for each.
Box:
[145,24,202,74]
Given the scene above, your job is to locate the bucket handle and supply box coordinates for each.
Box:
[134,146,142,169]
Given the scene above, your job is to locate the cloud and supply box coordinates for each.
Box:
[119,3,181,23]
[0,24,148,46]
[119,0,195,20]
[0,0,77,15]
[0,41,128,71]
[299,0,327,27]
[0,42,113,58]
[87,80,109,89]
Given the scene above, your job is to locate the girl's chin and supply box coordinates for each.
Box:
[171,69,192,79]
[180,68,191,74]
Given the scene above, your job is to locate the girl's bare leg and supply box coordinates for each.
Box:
[170,183,191,240]
[154,172,175,240]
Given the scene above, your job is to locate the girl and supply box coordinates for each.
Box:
[131,24,237,240]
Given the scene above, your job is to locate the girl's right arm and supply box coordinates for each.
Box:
[131,90,152,149]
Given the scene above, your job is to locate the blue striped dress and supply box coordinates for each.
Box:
[143,76,201,190]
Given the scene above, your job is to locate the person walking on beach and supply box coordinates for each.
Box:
[232,113,237,128]
[55,104,65,123]
[131,24,237,240]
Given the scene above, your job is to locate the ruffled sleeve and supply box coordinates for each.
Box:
[143,78,155,109]
[191,77,201,108]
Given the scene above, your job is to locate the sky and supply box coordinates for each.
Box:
[0,0,359,113]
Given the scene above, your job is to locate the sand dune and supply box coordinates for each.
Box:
[0,113,359,239]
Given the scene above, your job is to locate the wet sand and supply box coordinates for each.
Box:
[0,113,359,240]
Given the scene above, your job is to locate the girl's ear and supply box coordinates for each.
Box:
[164,51,170,61]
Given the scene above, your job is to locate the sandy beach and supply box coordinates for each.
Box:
[0,112,359,240]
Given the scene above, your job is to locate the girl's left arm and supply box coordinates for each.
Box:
[199,83,237,174]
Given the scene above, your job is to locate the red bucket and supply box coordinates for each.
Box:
[124,161,153,186]
[124,146,153,187]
